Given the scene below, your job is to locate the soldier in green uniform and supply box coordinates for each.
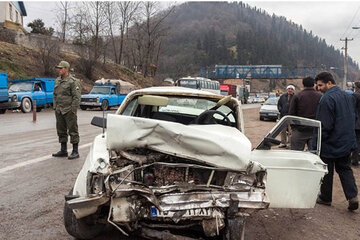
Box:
[52,61,81,160]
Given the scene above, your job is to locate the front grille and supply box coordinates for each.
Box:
[134,163,228,187]
[81,98,97,102]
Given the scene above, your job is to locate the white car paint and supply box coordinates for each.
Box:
[106,114,253,171]
[70,87,327,223]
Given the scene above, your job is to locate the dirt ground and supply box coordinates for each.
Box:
[244,107,360,240]
[1,107,360,240]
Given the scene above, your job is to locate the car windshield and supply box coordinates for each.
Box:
[264,98,278,105]
[8,82,33,92]
[122,95,236,124]
[90,86,110,94]
[178,80,197,89]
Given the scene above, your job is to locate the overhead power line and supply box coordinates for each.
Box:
[340,6,360,39]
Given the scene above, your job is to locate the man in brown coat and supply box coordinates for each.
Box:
[289,77,322,150]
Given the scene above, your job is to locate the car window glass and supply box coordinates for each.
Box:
[8,82,33,92]
[90,86,110,94]
[122,98,138,116]
[159,98,216,115]
[215,105,235,122]
[264,98,278,105]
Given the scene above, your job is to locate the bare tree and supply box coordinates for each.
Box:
[105,2,119,63]
[37,37,60,75]
[70,2,107,79]
[55,1,72,42]
[70,7,89,45]
[117,1,140,65]
[139,2,174,77]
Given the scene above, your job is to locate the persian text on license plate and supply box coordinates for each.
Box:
[151,207,212,218]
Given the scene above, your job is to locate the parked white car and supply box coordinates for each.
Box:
[259,97,280,121]
[64,87,327,240]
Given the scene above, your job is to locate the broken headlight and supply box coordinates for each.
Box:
[87,172,105,196]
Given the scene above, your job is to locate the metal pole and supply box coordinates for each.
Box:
[32,100,36,122]
[340,37,353,89]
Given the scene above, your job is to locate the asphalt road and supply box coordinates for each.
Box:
[0,103,262,240]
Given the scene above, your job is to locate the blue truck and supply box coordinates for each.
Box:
[0,73,9,114]
[0,78,55,113]
[80,79,135,111]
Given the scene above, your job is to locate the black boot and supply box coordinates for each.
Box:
[52,142,68,157]
[68,143,80,160]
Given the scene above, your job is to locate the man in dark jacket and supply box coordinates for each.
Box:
[289,77,322,150]
[277,85,295,148]
[314,72,358,211]
[351,81,360,166]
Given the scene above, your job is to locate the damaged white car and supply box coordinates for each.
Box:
[64,87,327,240]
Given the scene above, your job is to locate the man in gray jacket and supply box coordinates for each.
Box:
[277,85,295,148]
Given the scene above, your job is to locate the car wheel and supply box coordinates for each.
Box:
[260,116,264,121]
[223,217,246,240]
[21,98,32,113]
[64,189,104,240]
[0,109,6,114]
[101,100,108,111]
[80,105,87,111]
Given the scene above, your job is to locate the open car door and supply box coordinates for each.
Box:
[251,116,328,208]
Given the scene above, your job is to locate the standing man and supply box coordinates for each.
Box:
[314,72,358,211]
[277,84,295,148]
[351,81,360,166]
[52,61,81,160]
[289,77,322,150]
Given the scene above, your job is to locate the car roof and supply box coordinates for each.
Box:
[129,86,222,98]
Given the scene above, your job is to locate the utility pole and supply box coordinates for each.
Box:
[340,37,353,89]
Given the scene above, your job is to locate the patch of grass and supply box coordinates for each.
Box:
[121,66,137,79]
[0,60,28,79]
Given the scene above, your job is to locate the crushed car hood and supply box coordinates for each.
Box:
[106,114,252,171]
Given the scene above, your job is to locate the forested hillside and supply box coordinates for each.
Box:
[157,2,359,79]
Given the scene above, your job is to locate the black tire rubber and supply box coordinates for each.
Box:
[0,109,6,114]
[21,98,32,113]
[223,217,246,240]
[80,105,87,111]
[101,100,109,111]
[36,107,42,112]
[260,116,264,121]
[63,189,104,240]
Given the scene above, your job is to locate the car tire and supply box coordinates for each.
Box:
[223,217,246,240]
[80,105,87,111]
[21,98,32,113]
[101,100,108,111]
[0,109,6,114]
[64,189,104,240]
[260,116,264,121]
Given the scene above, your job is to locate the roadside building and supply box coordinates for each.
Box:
[0,1,27,34]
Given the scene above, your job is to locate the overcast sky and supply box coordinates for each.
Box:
[22,1,360,68]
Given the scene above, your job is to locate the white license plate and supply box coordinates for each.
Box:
[151,207,212,218]
[268,113,277,116]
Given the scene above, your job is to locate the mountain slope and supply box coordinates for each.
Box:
[0,41,152,92]
[158,2,358,80]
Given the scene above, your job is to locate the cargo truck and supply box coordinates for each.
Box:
[1,78,55,113]
[80,79,135,111]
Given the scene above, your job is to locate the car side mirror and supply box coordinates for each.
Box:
[91,116,106,128]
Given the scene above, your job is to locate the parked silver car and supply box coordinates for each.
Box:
[259,97,280,121]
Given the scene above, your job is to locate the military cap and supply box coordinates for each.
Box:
[55,61,70,69]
